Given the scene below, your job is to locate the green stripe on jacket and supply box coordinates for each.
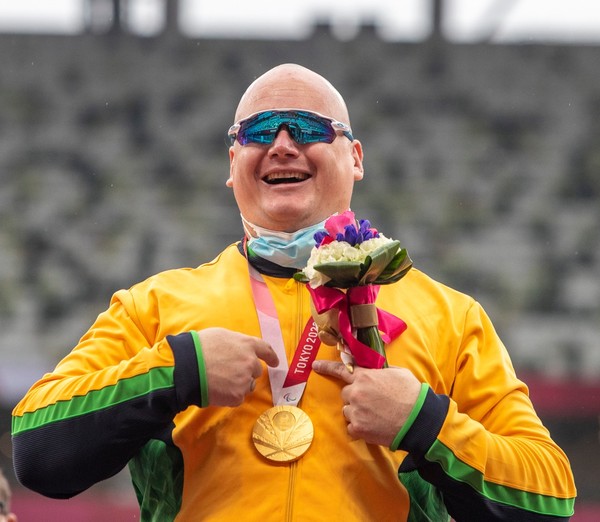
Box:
[12,366,174,435]
[426,439,575,517]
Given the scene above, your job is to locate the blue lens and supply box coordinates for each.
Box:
[237,111,337,145]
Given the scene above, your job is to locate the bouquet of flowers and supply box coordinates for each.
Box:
[294,211,412,369]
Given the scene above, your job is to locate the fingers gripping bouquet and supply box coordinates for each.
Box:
[294,211,413,369]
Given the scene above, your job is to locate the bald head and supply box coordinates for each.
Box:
[234,64,350,125]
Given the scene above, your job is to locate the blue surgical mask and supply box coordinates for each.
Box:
[242,215,326,269]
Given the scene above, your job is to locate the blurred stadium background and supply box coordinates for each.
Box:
[0,0,598,519]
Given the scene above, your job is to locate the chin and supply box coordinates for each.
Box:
[263,202,332,231]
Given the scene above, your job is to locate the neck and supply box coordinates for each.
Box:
[240,214,325,240]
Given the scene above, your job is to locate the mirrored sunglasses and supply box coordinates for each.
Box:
[227,109,353,146]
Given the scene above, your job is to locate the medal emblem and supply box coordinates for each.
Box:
[252,405,314,462]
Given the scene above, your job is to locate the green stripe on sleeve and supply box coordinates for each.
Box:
[12,366,174,435]
[190,330,209,408]
[426,439,575,517]
[390,382,429,451]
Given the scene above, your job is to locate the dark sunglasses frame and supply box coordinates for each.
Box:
[227,109,354,146]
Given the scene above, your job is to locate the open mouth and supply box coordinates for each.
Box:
[263,172,310,185]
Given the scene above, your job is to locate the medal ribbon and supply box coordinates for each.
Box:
[249,265,321,406]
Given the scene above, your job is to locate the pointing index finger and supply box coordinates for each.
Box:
[312,359,355,384]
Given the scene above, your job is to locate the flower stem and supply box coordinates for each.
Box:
[356,325,388,368]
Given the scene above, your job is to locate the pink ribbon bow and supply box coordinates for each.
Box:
[307,284,407,369]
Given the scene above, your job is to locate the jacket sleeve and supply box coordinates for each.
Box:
[11,288,204,499]
[392,301,576,521]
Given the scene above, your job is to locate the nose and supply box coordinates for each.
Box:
[268,126,300,157]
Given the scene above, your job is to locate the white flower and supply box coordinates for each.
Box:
[303,235,394,287]
[357,235,391,256]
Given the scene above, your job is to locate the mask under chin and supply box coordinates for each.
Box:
[242,215,327,269]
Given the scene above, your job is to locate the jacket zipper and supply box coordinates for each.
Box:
[285,280,305,521]
[286,461,298,522]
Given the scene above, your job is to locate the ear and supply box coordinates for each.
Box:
[351,139,364,181]
[226,146,235,187]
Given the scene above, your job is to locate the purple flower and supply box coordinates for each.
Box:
[314,211,380,247]
[358,219,379,243]
[314,230,330,246]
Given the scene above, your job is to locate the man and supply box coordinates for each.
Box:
[12,64,576,521]
[0,469,18,522]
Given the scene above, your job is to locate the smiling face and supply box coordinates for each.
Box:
[227,64,364,233]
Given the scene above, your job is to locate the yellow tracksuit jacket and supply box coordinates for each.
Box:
[12,243,576,521]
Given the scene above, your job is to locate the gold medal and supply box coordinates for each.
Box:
[252,405,314,462]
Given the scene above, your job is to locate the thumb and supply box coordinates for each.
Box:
[312,360,354,384]
[254,341,280,368]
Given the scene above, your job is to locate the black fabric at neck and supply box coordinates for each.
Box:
[237,239,299,279]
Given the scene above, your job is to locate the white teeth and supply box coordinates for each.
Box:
[264,172,309,182]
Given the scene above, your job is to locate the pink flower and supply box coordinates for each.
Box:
[319,235,334,246]
[324,211,356,237]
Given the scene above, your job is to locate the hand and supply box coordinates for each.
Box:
[312,360,421,446]
[198,327,279,407]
